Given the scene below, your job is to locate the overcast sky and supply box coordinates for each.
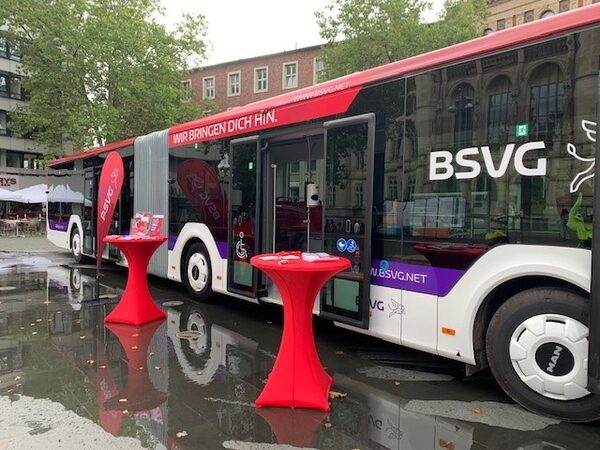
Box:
[161,0,445,68]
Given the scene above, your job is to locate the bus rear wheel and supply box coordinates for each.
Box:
[486,287,600,422]
[71,228,83,264]
[182,242,212,303]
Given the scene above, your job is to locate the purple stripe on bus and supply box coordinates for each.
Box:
[168,235,177,251]
[216,241,227,259]
[370,260,464,297]
[49,220,69,232]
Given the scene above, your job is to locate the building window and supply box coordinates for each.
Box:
[451,83,475,147]
[254,67,268,93]
[6,151,22,168]
[0,110,7,135]
[559,0,570,12]
[0,36,7,58]
[9,77,21,99]
[524,10,534,23]
[313,58,325,83]
[355,150,365,170]
[203,76,215,99]
[9,40,21,60]
[487,76,512,144]
[387,176,398,200]
[405,176,416,201]
[181,79,192,101]
[0,75,7,97]
[354,182,363,208]
[228,71,240,96]
[327,185,336,207]
[497,19,505,30]
[528,63,564,142]
[540,10,555,19]
[283,62,298,89]
[289,161,300,174]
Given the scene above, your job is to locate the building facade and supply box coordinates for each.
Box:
[486,0,600,33]
[0,35,47,191]
[185,45,324,112]
[187,1,598,114]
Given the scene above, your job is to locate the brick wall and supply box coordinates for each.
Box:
[187,46,322,112]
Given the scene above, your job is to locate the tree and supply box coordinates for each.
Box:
[0,0,210,157]
[316,0,488,80]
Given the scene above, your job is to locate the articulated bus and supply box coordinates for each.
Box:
[47,5,600,421]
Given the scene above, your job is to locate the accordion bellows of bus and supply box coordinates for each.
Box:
[47,4,600,422]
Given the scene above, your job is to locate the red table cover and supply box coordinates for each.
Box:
[104,235,167,326]
[251,252,350,410]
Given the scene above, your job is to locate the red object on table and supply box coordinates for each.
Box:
[104,320,167,412]
[250,252,350,411]
[104,235,167,326]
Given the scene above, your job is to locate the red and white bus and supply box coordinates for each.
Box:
[47,4,600,421]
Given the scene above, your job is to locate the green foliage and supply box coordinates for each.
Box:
[0,0,208,157]
[316,0,488,80]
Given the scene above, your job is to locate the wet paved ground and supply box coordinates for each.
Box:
[1,250,600,449]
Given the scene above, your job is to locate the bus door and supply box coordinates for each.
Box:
[227,136,262,298]
[319,114,375,329]
[82,167,96,256]
[265,131,325,255]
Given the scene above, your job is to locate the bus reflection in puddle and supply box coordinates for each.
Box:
[168,302,590,450]
[40,267,599,449]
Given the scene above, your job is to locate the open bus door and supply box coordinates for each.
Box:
[589,73,600,394]
[82,166,97,257]
[319,114,376,329]
[227,136,263,299]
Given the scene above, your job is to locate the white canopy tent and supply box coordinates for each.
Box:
[0,188,22,202]
[48,184,88,204]
[12,184,48,204]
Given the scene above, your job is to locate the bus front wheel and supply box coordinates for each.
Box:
[182,242,212,303]
[71,228,83,264]
[486,287,600,422]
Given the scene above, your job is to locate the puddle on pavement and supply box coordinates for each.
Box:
[0,262,599,449]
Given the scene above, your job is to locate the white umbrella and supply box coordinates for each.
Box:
[12,184,48,204]
[0,188,22,202]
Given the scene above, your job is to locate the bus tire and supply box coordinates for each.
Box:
[71,228,84,264]
[486,287,600,422]
[182,242,212,303]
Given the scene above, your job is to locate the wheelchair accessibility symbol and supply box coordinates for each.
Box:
[346,239,357,253]
[236,232,248,259]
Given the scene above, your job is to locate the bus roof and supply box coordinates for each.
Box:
[49,138,135,167]
[50,3,600,164]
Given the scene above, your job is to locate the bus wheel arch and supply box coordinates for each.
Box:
[485,286,600,422]
[181,239,213,303]
[472,276,586,370]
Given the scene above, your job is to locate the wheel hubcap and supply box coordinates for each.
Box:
[72,234,81,257]
[187,252,209,292]
[509,313,589,400]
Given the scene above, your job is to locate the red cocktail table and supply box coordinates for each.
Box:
[104,235,167,326]
[251,252,350,411]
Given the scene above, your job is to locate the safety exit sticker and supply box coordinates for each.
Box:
[515,124,529,137]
